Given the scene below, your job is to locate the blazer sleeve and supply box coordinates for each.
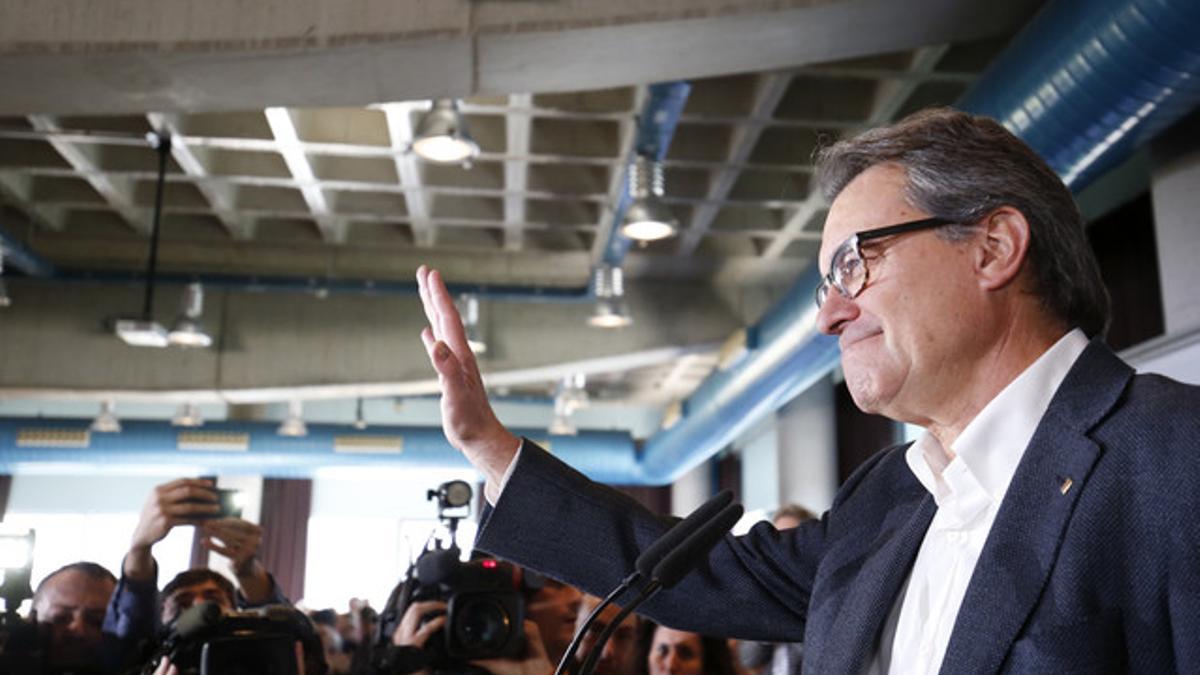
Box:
[475,439,828,641]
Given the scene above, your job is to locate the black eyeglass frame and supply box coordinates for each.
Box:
[815,216,955,308]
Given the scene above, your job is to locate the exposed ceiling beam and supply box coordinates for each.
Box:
[264,107,343,243]
[675,72,794,256]
[590,85,646,262]
[146,112,252,240]
[503,93,533,251]
[26,115,146,234]
[381,102,436,247]
[0,170,68,231]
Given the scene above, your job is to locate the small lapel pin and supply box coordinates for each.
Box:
[1059,477,1073,495]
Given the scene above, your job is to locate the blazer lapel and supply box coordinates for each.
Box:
[815,493,937,674]
[939,341,1133,674]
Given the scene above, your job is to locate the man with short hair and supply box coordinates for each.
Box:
[32,561,117,672]
[104,478,289,669]
[569,594,638,675]
[416,107,1200,673]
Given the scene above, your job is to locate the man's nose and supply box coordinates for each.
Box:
[816,289,858,335]
[67,612,94,637]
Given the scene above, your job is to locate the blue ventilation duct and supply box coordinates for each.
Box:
[624,0,1200,484]
[958,0,1200,189]
[0,418,640,483]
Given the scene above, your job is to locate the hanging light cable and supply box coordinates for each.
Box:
[353,397,368,430]
[621,154,678,242]
[411,99,480,164]
[112,132,172,347]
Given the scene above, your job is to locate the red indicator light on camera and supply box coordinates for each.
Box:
[482,559,498,569]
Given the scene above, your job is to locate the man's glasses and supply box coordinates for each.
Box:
[814,216,954,308]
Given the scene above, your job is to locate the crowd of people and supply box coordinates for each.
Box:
[15,473,808,674]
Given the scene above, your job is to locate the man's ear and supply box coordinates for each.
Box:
[975,206,1031,291]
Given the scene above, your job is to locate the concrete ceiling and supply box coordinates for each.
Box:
[0,0,1038,434]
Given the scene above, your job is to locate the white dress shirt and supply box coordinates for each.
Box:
[865,329,1090,675]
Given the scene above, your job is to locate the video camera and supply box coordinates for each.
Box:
[372,480,526,675]
[0,529,48,675]
[139,601,325,675]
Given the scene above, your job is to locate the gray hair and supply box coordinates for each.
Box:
[815,107,1110,338]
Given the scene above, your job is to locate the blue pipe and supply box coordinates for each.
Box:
[0,226,56,278]
[958,0,1200,189]
[49,268,593,302]
[0,418,640,483]
[599,81,692,268]
[636,267,839,484]
[631,0,1200,484]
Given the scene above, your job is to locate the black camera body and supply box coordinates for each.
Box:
[144,602,323,675]
[410,549,526,665]
[372,480,526,675]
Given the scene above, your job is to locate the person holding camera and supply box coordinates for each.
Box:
[389,597,554,675]
[103,477,289,670]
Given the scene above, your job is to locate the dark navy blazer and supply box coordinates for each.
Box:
[477,341,1200,673]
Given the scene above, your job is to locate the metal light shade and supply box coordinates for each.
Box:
[114,319,170,348]
[620,155,678,241]
[587,265,633,328]
[172,403,204,427]
[622,199,678,241]
[548,413,578,436]
[91,401,122,433]
[278,400,308,437]
[412,99,480,164]
[168,283,213,348]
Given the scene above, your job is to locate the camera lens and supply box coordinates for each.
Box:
[453,597,511,652]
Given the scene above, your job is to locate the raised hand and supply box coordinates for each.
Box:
[126,478,219,581]
[416,265,520,497]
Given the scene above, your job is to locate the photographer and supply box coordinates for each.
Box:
[103,478,289,670]
[390,598,552,675]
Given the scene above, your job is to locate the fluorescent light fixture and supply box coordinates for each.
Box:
[114,319,170,347]
[0,249,10,308]
[277,399,308,437]
[412,99,480,164]
[171,403,204,427]
[587,265,632,328]
[168,283,213,348]
[90,400,122,433]
[621,155,678,241]
[458,293,487,354]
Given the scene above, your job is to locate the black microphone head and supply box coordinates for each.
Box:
[651,502,743,589]
[635,490,732,577]
[171,600,222,639]
[416,549,461,586]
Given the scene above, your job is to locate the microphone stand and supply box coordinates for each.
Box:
[574,580,662,675]
[554,572,640,675]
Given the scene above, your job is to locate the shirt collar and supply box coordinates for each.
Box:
[906,329,1090,504]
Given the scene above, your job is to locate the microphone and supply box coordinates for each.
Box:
[575,501,744,675]
[651,501,745,588]
[553,490,733,675]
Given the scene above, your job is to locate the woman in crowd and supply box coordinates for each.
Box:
[637,620,738,675]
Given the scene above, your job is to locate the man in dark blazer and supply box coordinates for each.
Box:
[415,108,1200,673]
